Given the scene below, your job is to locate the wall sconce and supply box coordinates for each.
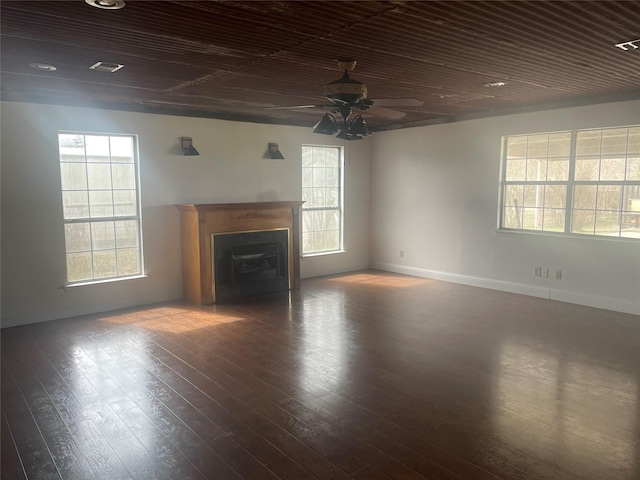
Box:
[268,143,284,159]
[181,137,199,156]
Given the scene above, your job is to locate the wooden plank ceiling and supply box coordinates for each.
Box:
[1,0,639,130]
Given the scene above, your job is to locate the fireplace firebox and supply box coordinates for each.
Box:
[214,230,288,302]
[176,202,303,305]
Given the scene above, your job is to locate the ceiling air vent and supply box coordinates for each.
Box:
[89,61,124,73]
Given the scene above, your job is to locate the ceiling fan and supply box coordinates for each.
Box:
[270,58,423,140]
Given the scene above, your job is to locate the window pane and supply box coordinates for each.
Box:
[302,167,313,188]
[326,149,339,168]
[302,147,313,167]
[504,185,523,207]
[326,210,340,229]
[65,223,91,252]
[544,185,566,209]
[572,210,595,234]
[62,191,89,219]
[312,231,326,252]
[325,230,340,251]
[112,163,135,189]
[548,132,571,157]
[522,208,543,230]
[117,248,140,275]
[523,185,543,208]
[506,136,527,159]
[87,163,112,190]
[92,221,116,250]
[312,188,326,208]
[526,157,547,181]
[113,190,137,216]
[93,250,117,278]
[115,220,139,248]
[547,158,569,181]
[505,159,526,181]
[89,190,114,217]
[595,211,620,236]
[312,210,326,231]
[576,130,601,156]
[600,157,626,181]
[574,157,599,181]
[67,252,93,282]
[625,157,640,180]
[628,127,640,153]
[110,136,134,163]
[85,135,110,162]
[313,167,326,188]
[527,135,548,158]
[502,206,522,229]
[313,148,326,167]
[596,186,621,211]
[326,188,339,207]
[58,134,85,162]
[601,128,628,155]
[573,185,597,210]
[302,187,313,207]
[326,167,339,187]
[542,209,565,232]
[60,163,87,190]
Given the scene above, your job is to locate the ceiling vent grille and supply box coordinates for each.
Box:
[89,62,124,73]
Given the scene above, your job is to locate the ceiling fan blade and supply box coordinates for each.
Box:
[369,106,407,119]
[370,98,424,107]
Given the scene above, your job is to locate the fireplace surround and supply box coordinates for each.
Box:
[176,202,303,304]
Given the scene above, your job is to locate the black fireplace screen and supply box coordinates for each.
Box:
[213,230,288,302]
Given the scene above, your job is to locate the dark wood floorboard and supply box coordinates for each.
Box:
[2,270,639,479]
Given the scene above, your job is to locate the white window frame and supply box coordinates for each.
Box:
[499,125,640,240]
[58,132,144,284]
[301,144,345,256]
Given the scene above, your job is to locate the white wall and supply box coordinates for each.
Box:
[371,100,640,315]
[1,102,371,327]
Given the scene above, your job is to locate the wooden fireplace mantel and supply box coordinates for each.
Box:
[176,201,304,304]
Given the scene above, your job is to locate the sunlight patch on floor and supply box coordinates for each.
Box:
[329,272,433,288]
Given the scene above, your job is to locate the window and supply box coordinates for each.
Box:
[302,145,344,255]
[58,132,143,283]
[500,126,640,239]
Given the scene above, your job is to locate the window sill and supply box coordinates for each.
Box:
[65,274,148,288]
[494,229,640,243]
[302,250,346,258]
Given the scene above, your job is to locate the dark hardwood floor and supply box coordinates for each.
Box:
[2,271,639,480]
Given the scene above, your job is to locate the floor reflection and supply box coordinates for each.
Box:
[495,338,638,477]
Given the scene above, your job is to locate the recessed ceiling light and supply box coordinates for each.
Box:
[85,0,126,10]
[29,62,57,71]
[483,81,507,88]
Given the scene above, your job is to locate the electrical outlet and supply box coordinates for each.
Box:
[534,266,542,277]
[542,268,549,278]
[399,250,405,259]
[555,270,562,280]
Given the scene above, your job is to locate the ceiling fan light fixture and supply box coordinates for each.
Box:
[313,114,338,135]
[347,115,371,137]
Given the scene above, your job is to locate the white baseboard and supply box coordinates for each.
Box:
[372,262,640,316]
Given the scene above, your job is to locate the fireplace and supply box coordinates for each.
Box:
[176,202,303,304]
[213,229,288,302]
